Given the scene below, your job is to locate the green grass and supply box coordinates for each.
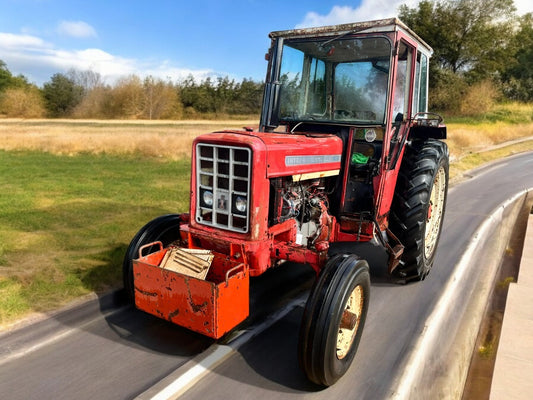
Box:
[0,150,190,325]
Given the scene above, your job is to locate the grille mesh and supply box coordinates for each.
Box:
[196,143,251,233]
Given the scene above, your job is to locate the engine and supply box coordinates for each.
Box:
[269,177,333,248]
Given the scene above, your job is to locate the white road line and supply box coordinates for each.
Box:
[149,345,234,400]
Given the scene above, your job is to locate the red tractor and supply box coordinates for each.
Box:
[123,18,448,386]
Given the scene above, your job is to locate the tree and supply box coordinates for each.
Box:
[109,75,145,118]
[42,73,84,117]
[177,75,263,117]
[233,79,264,115]
[71,85,113,119]
[67,69,104,93]
[0,60,12,92]
[399,0,516,110]
[501,13,533,101]
[400,0,515,77]
[0,60,31,92]
[143,76,182,119]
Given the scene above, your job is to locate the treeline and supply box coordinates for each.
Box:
[0,63,264,119]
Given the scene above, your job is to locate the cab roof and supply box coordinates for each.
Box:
[269,18,433,55]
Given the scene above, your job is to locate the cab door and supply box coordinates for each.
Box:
[375,38,417,227]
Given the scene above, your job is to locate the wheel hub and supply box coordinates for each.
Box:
[336,285,364,359]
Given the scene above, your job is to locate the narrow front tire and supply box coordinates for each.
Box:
[298,254,370,386]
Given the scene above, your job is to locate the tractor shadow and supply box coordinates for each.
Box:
[216,244,397,393]
[229,306,324,393]
[329,241,400,286]
[212,263,324,393]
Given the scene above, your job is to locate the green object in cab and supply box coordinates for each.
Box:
[351,152,369,165]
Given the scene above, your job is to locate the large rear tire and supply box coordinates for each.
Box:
[390,140,449,281]
[298,254,370,386]
[122,214,182,302]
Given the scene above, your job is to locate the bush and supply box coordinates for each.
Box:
[459,80,499,116]
[0,87,45,118]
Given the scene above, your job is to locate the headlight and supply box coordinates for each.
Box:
[203,190,213,207]
[235,196,247,213]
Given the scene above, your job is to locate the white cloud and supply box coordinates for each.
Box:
[0,32,50,50]
[0,31,216,85]
[57,21,97,38]
[297,0,533,28]
[295,1,428,28]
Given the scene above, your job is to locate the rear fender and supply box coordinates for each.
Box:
[409,112,447,139]
[409,124,447,139]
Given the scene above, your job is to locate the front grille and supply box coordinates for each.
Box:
[196,143,252,233]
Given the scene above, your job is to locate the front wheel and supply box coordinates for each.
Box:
[298,254,370,386]
[122,214,183,302]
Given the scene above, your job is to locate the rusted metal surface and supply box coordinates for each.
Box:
[336,284,365,360]
[268,17,432,54]
[133,244,249,339]
[269,18,399,39]
[340,310,358,331]
[384,228,405,274]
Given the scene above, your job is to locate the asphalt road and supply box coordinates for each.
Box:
[1,151,532,400]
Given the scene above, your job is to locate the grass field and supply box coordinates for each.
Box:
[0,119,258,159]
[0,151,191,326]
[0,107,532,328]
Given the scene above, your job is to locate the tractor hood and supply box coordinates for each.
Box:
[193,130,343,179]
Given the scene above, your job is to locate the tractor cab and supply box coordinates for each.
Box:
[262,18,435,133]
[260,18,446,244]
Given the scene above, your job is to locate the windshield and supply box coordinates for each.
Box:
[277,36,391,125]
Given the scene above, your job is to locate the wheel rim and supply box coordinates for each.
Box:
[336,284,364,360]
[424,166,446,260]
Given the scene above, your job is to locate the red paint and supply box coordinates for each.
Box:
[133,247,249,339]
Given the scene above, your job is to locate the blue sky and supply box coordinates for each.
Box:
[1,0,532,87]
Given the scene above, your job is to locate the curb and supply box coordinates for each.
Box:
[490,212,533,399]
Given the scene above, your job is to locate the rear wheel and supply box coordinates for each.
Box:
[122,214,183,302]
[298,254,370,386]
[390,140,449,281]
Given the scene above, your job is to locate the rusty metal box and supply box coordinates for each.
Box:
[133,243,249,339]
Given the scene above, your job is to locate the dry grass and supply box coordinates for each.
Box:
[2,116,532,164]
[447,122,533,161]
[0,119,259,159]
[445,102,533,161]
